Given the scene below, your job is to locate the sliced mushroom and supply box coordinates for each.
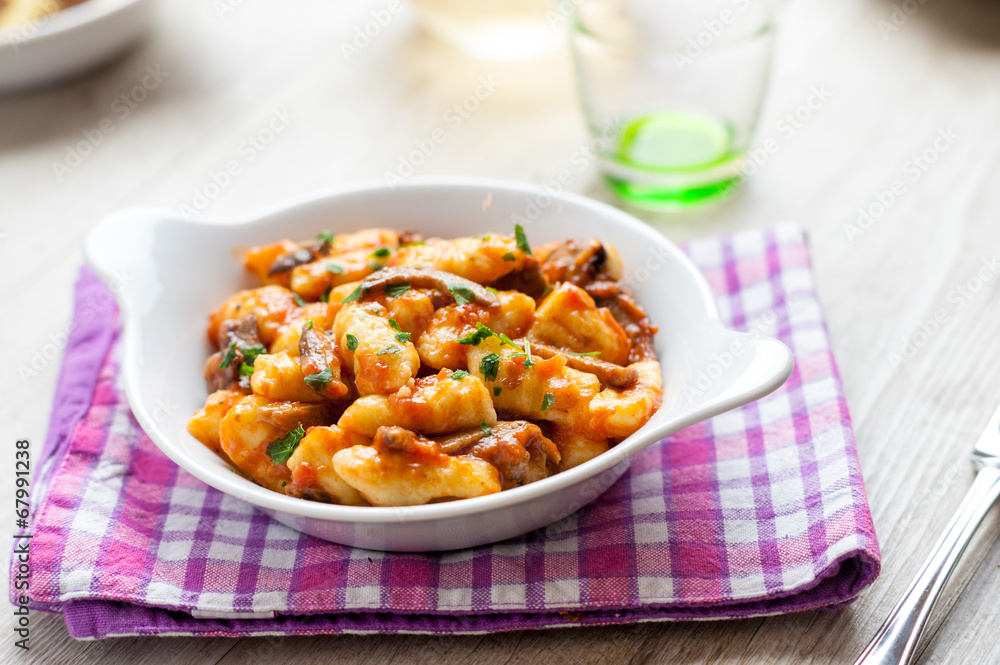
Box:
[205,314,264,391]
[460,421,560,490]
[585,281,658,363]
[360,266,501,309]
[298,324,348,398]
[539,239,623,288]
[268,246,320,277]
[525,340,638,388]
[256,401,337,431]
[489,258,549,299]
[437,428,490,455]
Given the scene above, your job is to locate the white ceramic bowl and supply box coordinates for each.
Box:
[0,0,155,94]
[84,178,793,552]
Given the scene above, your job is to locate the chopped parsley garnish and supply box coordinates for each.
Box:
[541,393,556,412]
[292,293,307,306]
[371,247,391,258]
[502,252,516,262]
[388,318,402,331]
[520,339,536,368]
[239,364,255,377]
[450,370,470,380]
[449,284,477,306]
[570,351,601,357]
[514,224,531,254]
[304,321,314,329]
[326,263,344,274]
[376,344,401,356]
[241,344,266,366]
[345,334,359,351]
[479,353,500,382]
[265,425,305,465]
[341,285,364,303]
[218,342,238,369]
[541,284,554,298]
[368,262,385,271]
[317,231,335,244]
[493,386,502,396]
[457,323,495,346]
[479,423,492,436]
[385,282,411,298]
[304,367,333,390]
[395,332,411,343]
[319,285,333,303]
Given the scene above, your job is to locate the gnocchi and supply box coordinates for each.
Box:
[187,226,662,507]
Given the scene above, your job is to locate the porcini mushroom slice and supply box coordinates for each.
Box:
[526,340,638,388]
[361,267,501,309]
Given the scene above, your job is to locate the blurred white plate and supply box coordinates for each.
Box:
[0,0,155,94]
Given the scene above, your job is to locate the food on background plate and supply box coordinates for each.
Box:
[187,225,662,507]
[0,0,86,28]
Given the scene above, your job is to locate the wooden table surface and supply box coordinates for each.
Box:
[5,0,1000,662]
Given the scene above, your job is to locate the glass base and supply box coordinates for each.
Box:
[604,173,742,211]
[600,110,745,212]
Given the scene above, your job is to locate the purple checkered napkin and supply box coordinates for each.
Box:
[11,225,880,639]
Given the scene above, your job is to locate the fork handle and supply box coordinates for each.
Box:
[853,464,1000,665]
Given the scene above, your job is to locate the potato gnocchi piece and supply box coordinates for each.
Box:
[415,303,490,370]
[187,389,244,451]
[250,351,329,403]
[337,370,497,446]
[270,303,331,355]
[491,290,535,339]
[332,303,419,395]
[208,285,299,348]
[550,425,610,471]
[589,360,663,440]
[244,239,301,286]
[467,338,600,433]
[289,248,388,301]
[218,395,293,492]
[528,282,630,366]
[286,425,368,505]
[394,234,529,285]
[332,427,501,506]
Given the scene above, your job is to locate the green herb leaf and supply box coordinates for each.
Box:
[449,284,477,306]
[496,331,520,349]
[570,350,601,357]
[371,247,391,258]
[320,285,333,303]
[479,423,492,436]
[293,293,307,306]
[317,231,335,244]
[541,393,556,412]
[541,284,554,298]
[326,263,344,274]
[219,341,238,369]
[304,320,314,330]
[345,334,359,351]
[388,318,402,331]
[395,332,411,343]
[241,344,267,367]
[514,224,531,254]
[457,323,495,346]
[502,252,516,262]
[377,344,401,356]
[521,339,536,368]
[238,363,255,377]
[385,282,411,298]
[341,285,364,303]
[479,353,500,382]
[266,425,306,465]
[451,370,470,380]
[304,367,333,390]
[493,386,502,396]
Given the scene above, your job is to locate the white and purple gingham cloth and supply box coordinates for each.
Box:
[11,225,880,639]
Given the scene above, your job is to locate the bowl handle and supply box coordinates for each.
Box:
[697,334,795,416]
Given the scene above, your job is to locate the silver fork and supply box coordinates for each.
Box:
[853,403,1000,665]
